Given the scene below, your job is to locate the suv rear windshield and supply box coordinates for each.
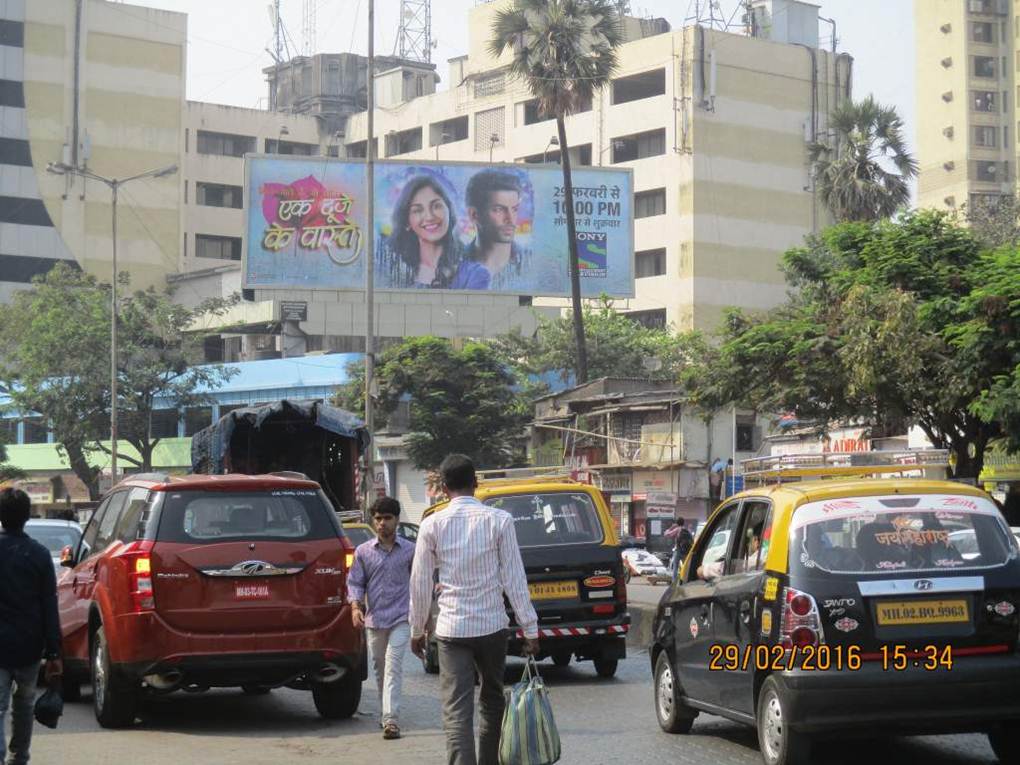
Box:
[484,492,604,548]
[791,494,1016,575]
[156,489,339,544]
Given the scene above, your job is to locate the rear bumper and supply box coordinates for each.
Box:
[778,653,1020,734]
[120,649,363,688]
[509,613,630,660]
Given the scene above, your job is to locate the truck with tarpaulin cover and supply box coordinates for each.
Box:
[190,399,371,514]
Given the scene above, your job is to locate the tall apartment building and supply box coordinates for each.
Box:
[341,0,851,331]
[916,0,1015,212]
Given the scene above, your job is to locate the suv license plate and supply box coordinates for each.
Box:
[235,583,271,600]
[529,581,578,601]
[875,599,969,625]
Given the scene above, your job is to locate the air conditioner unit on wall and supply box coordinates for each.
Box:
[940,23,952,33]
[943,126,954,138]
[941,57,953,68]
[943,160,956,171]
[942,91,954,102]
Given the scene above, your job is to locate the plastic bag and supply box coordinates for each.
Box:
[34,685,63,729]
[498,655,561,765]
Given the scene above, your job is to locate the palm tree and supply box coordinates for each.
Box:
[810,95,917,222]
[490,0,624,385]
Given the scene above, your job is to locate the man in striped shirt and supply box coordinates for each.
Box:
[410,454,539,765]
[348,497,416,740]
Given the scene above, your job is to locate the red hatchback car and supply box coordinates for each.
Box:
[57,472,364,728]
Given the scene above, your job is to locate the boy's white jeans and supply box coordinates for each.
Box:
[366,621,411,726]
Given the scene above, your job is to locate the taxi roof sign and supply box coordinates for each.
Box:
[742,449,951,483]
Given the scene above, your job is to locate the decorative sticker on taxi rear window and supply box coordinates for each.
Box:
[270,489,318,496]
[763,576,779,601]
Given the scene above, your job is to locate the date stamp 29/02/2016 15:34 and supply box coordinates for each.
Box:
[708,643,955,672]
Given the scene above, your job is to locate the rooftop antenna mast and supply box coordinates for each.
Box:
[398,0,432,63]
[302,0,316,57]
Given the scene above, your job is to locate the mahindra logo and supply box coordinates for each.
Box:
[234,560,273,576]
[914,579,934,591]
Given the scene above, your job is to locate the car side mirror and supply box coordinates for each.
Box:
[59,545,75,568]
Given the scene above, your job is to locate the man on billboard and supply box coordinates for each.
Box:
[463,170,532,291]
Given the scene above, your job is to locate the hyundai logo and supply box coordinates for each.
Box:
[914,579,934,591]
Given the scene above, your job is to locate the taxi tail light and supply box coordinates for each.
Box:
[121,540,156,613]
[615,572,627,605]
[779,587,824,648]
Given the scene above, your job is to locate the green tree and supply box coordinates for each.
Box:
[0,265,238,497]
[809,96,917,222]
[494,297,703,385]
[0,441,26,483]
[707,212,1009,478]
[963,195,1020,249]
[490,0,624,385]
[372,337,529,470]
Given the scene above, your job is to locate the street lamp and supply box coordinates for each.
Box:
[488,133,500,163]
[435,131,451,161]
[543,136,560,163]
[46,160,178,482]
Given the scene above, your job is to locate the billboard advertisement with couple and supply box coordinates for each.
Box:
[244,156,634,298]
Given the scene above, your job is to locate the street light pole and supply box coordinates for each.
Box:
[46,161,178,483]
[364,0,376,516]
[543,136,560,163]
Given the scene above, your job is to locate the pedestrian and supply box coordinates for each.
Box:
[667,518,694,579]
[709,457,725,502]
[409,454,539,765]
[347,496,416,740]
[0,488,62,765]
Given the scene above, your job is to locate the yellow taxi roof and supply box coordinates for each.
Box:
[423,479,602,519]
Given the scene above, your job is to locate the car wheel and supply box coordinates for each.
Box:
[653,651,695,733]
[312,673,362,720]
[552,653,571,667]
[756,676,810,765]
[593,658,618,678]
[422,638,440,675]
[241,685,272,696]
[989,727,1020,763]
[91,626,138,729]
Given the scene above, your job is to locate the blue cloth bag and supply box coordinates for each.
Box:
[499,655,561,765]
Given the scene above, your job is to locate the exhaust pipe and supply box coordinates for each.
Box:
[314,663,348,684]
[143,669,183,691]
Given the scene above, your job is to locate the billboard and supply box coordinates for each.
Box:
[244,156,634,297]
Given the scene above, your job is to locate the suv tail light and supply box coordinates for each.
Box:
[779,587,824,648]
[121,540,156,613]
[340,535,355,572]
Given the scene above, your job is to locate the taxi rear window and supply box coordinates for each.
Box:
[791,494,1015,575]
[484,492,604,548]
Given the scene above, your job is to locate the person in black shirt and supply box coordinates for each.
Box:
[0,488,62,765]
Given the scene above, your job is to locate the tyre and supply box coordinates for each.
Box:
[241,685,272,696]
[989,727,1020,764]
[653,651,696,733]
[756,676,810,765]
[91,626,138,729]
[422,638,440,675]
[552,653,571,668]
[594,658,618,678]
[312,672,362,720]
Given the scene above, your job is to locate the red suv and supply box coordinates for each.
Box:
[57,473,364,728]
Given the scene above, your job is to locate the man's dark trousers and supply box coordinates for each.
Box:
[437,630,508,765]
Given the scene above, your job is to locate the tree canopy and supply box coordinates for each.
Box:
[0,264,237,497]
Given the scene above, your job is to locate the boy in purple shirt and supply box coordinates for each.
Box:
[348,497,415,740]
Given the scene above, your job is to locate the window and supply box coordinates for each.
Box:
[973,90,998,111]
[431,115,469,146]
[736,422,758,451]
[22,417,47,444]
[385,127,423,157]
[612,68,666,105]
[732,501,772,574]
[158,490,337,543]
[523,98,552,126]
[612,128,666,163]
[970,192,1002,210]
[114,487,153,544]
[327,145,339,157]
[93,491,129,554]
[1006,125,1010,147]
[973,55,996,77]
[485,492,604,547]
[474,73,505,98]
[183,406,212,437]
[474,106,505,152]
[634,188,666,218]
[196,130,255,157]
[975,159,1007,181]
[691,501,742,581]
[974,125,998,147]
[195,234,241,261]
[635,248,666,278]
[626,309,667,329]
[196,182,243,209]
[150,409,179,439]
[264,139,316,155]
[973,21,996,41]
[519,143,592,166]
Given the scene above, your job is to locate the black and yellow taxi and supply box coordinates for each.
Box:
[650,451,1020,765]
[422,475,629,677]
